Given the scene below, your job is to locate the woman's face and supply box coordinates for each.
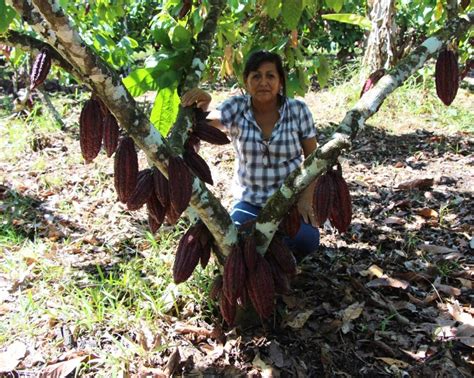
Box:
[245,61,282,103]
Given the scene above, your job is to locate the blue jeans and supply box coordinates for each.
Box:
[230,201,320,261]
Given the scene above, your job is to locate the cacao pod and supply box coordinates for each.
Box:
[312,172,337,226]
[194,108,210,122]
[178,0,192,18]
[247,254,275,319]
[237,284,249,308]
[92,94,108,117]
[103,113,120,157]
[173,226,202,284]
[186,134,201,153]
[183,148,213,185]
[243,235,257,272]
[210,274,223,301]
[280,205,300,238]
[114,137,138,203]
[166,204,181,225]
[148,212,160,234]
[328,168,352,233]
[79,99,103,163]
[168,156,193,215]
[193,122,230,145]
[222,245,246,303]
[266,255,291,295]
[147,193,165,233]
[435,49,459,106]
[127,169,154,211]
[200,242,211,269]
[220,293,236,326]
[152,167,170,210]
[359,68,386,98]
[267,235,297,277]
[30,47,52,90]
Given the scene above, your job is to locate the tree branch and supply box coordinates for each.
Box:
[167,0,226,149]
[8,0,238,258]
[254,13,474,253]
[0,30,77,76]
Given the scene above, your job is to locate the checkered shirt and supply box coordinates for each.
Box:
[218,95,316,206]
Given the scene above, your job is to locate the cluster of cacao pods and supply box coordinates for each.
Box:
[435,48,459,106]
[30,47,52,91]
[209,228,297,325]
[173,222,213,283]
[182,109,231,185]
[80,95,120,163]
[312,164,352,233]
[114,144,195,234]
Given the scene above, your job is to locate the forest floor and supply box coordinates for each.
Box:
[0,77,473,377]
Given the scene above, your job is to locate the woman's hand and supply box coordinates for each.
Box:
[297,181,318,228]
[181,88,212,111]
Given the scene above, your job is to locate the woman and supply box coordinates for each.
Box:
[182,50,319,261]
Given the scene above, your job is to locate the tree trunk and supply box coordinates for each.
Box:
[362,0,397,74]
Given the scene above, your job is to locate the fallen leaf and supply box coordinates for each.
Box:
[268,341,285,368]
[359,264,384,278]
[434,283,461,297]
[39,356,87,378]
[164,348,180,377]
[287,310,313,329]
[456,278,472,289]
[447,302,474,325]
[375,357,409,368]
[341,302,364,334]
[252,353,275,377]
[366,277,409,290]
[175,323,213,337]
[0,341,27,373]
[384,216,406,225]
[417,208,438,218]
[418,244,457,255]
[397,178,434,190]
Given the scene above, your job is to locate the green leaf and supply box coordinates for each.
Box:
[122,68,160,97]
[151,86,180,137]
[325,0,344,13]
[316,55,330,88]
[321,13,371,30]
[281,0,303,29]
[170,25,192,49]
[264,0,281,19]
[157,70,179,89]
[0,0,17,33]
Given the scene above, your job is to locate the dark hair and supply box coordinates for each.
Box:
[243,51,286,97]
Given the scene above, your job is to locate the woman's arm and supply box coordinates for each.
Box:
[181,88,225,130]
[297,137,318,227]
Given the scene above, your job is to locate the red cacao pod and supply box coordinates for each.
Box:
[247,254,275,319]
[114,137,138,203]
[168,156,193,215]
[193,122,230,145]
[30,47,52,90]
[435,49,459,106]
[127,169,154,211]
[222,245,246,304]
[103,113,120,157]
[79,99,103,163]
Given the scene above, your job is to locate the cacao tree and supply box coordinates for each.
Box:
[0,0,472,322]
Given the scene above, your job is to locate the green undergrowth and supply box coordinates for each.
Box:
[0,216,219,370]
